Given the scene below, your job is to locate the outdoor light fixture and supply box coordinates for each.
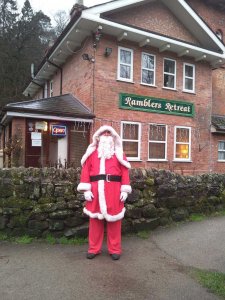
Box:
[104,47,112,57]
[82,53,95,62]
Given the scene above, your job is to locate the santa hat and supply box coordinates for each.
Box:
[81,125,131,169]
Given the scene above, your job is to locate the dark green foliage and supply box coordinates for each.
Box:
[0,0,56,108]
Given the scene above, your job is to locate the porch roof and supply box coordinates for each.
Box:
[1,94,95,123]
[211,115,225,133]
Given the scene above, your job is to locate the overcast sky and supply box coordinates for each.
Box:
[17,0,111,23]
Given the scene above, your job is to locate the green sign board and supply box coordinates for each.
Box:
[119,93,194,117]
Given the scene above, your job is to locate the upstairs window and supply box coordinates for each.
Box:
[121,122,141,160]
[141,52,155,86]
[149,124,167,160]
[174,126,191,161]
[183,63,195,93]
[218,141,225,161]
[118,47,133,82]
[163,58,176,89]
[50,80,53,97]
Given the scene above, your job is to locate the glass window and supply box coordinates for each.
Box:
[174,127,191,160]
[118,47,133,82]
[149,124,167,160]
[218,141,225,161]
[50,80,53,97]
[164,58,176,89]
[121,122,141,160]
[141,53,155,85]
[183,63,195,92]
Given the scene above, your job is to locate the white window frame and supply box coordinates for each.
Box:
[50,80,53,97]
[183,63,195,93]
[121,121,141,161]
[117,47,133,82]
[174,126,191,161]
[148,123,167,161]
[141,52,156,86]
[218,140,225,161]
[163,58,176,90]
[44,82,48,98]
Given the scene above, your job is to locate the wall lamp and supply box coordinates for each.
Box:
[104,47,112,57]
[82,53,95,63]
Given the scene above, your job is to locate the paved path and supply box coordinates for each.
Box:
[0,216,224,300]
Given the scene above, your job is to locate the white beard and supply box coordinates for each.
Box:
[98,135,115,159]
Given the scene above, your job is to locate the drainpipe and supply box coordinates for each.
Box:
[46,59,63,95]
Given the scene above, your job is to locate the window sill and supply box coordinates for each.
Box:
[217,160,225,162]
[172,160,193,163]
[140,83,157,88]
[147,159,168,162]
[182,90,196,95]
[162,87,177,91]
[117,79,134,84]
[127,159,142,162]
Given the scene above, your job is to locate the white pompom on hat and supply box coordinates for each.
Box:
[81,125,131,169]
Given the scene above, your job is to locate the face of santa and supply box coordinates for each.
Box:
[97,130,115,159]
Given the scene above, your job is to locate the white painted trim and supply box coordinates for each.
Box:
[141,52,156,86]
[163,58,176,90]
[82,13,225,59]
[121,121,141,160]
[117,46,134,82]
[174,126,192,161]
[2,111,93,124]
[183,63,195,93]
[148,123,168,160]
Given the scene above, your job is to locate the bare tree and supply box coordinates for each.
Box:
[53,10,69,37]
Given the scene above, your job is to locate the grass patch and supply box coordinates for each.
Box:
[136,230,150,239]
[191,268,225,298]
[14,235,34,244]
[58,236,88,245]
[189,213,206,222]
[45,234,57,245]
[0,232,8,241]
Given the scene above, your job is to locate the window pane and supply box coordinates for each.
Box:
[149,124,166,141]
[142,54,154,69]
[123,141,138,157]
[120,65,131,79]
[185,78,193,90]
[218,141,225,150]
[176,128,189,143]
[218,152,225,160]
[185,65,193,77]
[164,74,174,88]
[142,70,154,85]
[164,60,175,73]
[149,143,165,159]
[120,49,131,64]
[176,144,189,159]
[123,124,139,140]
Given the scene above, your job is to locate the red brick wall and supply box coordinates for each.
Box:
[107,2,200,46]
[11,118,26,166]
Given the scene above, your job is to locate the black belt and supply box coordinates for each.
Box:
[90,174,121,182]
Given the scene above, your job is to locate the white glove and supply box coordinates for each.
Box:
[84,191,94,201]
[120,192,128,202]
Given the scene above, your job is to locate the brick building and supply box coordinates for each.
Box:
[1,0,225,174]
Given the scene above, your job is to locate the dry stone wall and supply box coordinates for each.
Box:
[0,167,225,238]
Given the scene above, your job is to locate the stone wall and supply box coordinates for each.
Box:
[0,167,225,238]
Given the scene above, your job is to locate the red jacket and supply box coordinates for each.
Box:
[78,149,131,222]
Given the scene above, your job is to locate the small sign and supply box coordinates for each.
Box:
[119,93,194,117]
[32,139,42,147]
[52,125,67,136]
[35,121,47,130]
[31,132,41,140]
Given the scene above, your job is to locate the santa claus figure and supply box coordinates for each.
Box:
[77,125,132,260]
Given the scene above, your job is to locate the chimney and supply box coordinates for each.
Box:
[70,0,86,19]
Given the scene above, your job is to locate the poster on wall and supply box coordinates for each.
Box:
[32,139,42,147]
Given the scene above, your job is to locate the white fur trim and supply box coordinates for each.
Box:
[83,208,104,220]
[83,207,126,222]
[77,182,91,192]
[121,185,132,193]
[80,125,131,168]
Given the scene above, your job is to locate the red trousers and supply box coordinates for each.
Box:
[88,218,122,255]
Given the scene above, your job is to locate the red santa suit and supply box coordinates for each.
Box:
[77,125,132,256]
